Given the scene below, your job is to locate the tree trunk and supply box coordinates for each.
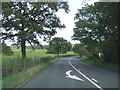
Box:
[21,39,26,71]
[57,51,59,56]
[21,39,26,59]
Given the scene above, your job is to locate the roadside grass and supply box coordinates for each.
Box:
[2,49,56,77]
[80,58,119,71]
[2,50,75,76]
[2,57,62,88]
[2,49,53,60]
[2,49,75,88]
[0,80,2,90]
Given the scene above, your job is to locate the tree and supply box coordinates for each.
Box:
[72,2,118,63]
[47,37,72,55]
[72,44,81,54]
[72,44,90,58]
[1,2,69,59]
[0,42,13,56]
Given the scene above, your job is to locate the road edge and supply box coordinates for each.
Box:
[16,58,62,88]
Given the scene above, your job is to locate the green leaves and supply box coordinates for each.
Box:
[1,2,69,59]
[73,2,118,63]
[72,44,81,54]
[2,2,69,41]
[0,42,13,56]
[47,37,72,55]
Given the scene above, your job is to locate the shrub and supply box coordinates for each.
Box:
[0,43,13,56]
[40,56,54,63]
[2,55,55,78]
[79,47,90,59]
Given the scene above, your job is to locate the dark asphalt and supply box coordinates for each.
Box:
[22,56,118,89]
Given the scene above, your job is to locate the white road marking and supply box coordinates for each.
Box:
[68,58,104,90]
[66,70,84,81]
[91,78,98,83]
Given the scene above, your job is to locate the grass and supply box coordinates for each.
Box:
[0,80,1,90]
[2,49,75,88]
[2,50,75,74]
[2,49,54,60]
[80,57,119,71]
[2,58,62,88]
[2,49,56,77]
[60,51,75,55]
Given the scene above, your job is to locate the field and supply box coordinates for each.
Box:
[2,49,76,88]
[3,49,76,77]
[2,50,53,77]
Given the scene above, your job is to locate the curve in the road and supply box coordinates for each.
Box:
[68,58,104,90]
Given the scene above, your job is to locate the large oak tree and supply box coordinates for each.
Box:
[1,2,69,59]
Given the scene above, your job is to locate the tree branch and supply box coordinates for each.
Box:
[27,40,35,50]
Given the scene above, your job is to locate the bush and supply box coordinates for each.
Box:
[2,55,55,78]
[79,47,90,59]
[0,43,13,56]
[40,56,55,63]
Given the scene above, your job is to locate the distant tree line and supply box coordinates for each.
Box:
[26,45,49,50]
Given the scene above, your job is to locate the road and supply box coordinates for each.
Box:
[22,56,118,89]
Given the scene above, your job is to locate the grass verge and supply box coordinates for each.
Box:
[80,58,119,72]
[2,57,62,88]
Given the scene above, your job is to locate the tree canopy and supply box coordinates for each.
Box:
[1,2,69,59]
[72,44,82,54]
[72,2,118,63]
[47,37,72,55]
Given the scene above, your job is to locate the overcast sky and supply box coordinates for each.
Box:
[40,0,99,45]
[40,0,119,45]
[47,0,99,45]
[4,0,99,46]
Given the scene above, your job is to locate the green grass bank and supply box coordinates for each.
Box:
[2,49,76,88]
[80,58,119,72]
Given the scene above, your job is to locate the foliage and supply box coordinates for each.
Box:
[47,37,72,55]
[80,57,120,71]
[1,2,69,59]
[79,47,90,59]
[2,49,75,78]
[0,43,13,56]
[73,2,118,63]
[72,44,84,54]
[26,45,49,50]
[2,49,54,78]
[3,57,61,88]
[40,56,55,63]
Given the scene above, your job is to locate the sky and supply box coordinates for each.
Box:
[3,0,99,46]
[47,0,99,45]
[40,0,99,45]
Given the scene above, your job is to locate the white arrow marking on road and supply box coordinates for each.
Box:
[66,70,84,81]
[68,58,104,90]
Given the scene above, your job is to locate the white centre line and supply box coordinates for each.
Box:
[68,58,104,90]
[91,78,98,83]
